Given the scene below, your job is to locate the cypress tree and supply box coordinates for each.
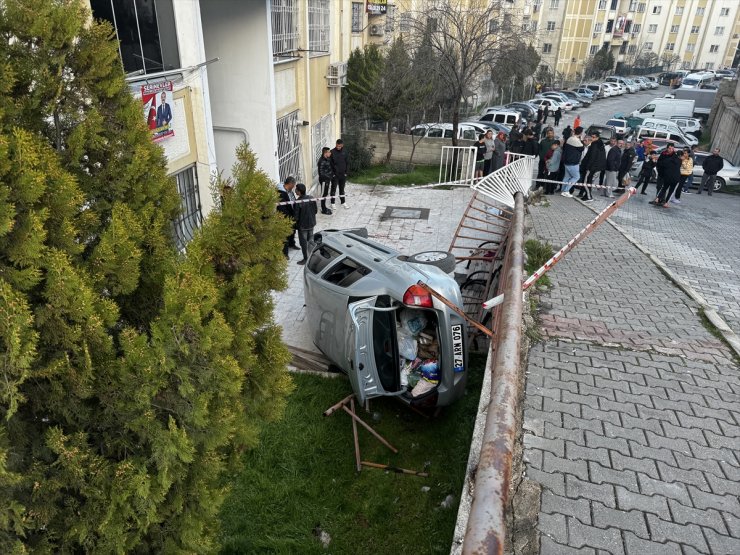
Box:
[0,1,293,552]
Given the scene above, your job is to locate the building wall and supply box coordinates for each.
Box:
[362,130,476,166]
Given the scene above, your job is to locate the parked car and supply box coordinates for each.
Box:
[573,87,596,100]
[669,116,702,139]
[585,83,608,98]
[605,77,631,94]
[504,102,538,121]
[680,72,714,89]
[632,77,650,90]
[691,151,740,191]
[410,122,492,140]
[638,117,699,146]
[585,124,617,144]
[658,71,683,87]
[478,109,521,127]
[540,91,579,109]
[303,228,468,407]
[622,78,641,93]
[634,127,693,148]
[560,90,591,106]
[601,82,622,96]
[527,97,561,115]
[605,118,631,139]
[644,76,660,88]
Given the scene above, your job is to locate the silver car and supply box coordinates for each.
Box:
[303,229,468,408]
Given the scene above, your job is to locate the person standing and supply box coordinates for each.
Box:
[277,176,299,258]
[560,126,584,197]
[542,105,549,124]
[544,140,561,195]
[537,128,557,189]
[475,133,487,178]
[696,147,724,196]
[604,137,621,198]
[617,140,636,191]
[573,114,582,130]
[586,132,607,199]
[317,147,334,215]
[483,129,496,175]
[672,149,693,204]
[562,125,572,141]
[651,144,681,207]
[293,183,317,265]
[683,145,698,193]
[554,107,562,127]
[635,152,658,194]
[522,129,538,156]
[575,135,594,201]
[493,131,507,170]
[536,108,544,127]
[330,139,350,209]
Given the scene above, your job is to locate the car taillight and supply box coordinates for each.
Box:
[403,285,433,308]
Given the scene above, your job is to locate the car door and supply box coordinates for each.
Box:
[347,297,397,405]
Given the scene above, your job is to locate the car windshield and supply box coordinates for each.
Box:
[683,79,699,85]
[606,120,624,127]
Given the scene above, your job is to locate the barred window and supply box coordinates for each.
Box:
[400,12,411,33]
[547,21,556,31]
[172,165,203,251]
[312,115,334,188]
[632,23,641,33]
[670,25,679,33]
[351,3,363,32]
[385,5,395,32]
[637,3,645,12]
[590,45,599,55]
[644,42,652,49]
[271,0,299,61]
[543,43,552,53]
[598,0,606,9]
[276,110,303,183]
[628,45,636,54]
[308,0,330,56]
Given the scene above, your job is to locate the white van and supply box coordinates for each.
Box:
[637,118,698,145]
[605,76,632,93]
[585,83,607,98]
[631,98,694,120]
[410,122,491,141]
[478,109,521,127]
[635,127,693,147]
[680,72,714,89]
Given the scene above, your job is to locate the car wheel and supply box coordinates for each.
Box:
[408,251,457,273]
[713,178,724,192]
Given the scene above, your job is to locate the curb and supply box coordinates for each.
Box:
[575,197,740,359]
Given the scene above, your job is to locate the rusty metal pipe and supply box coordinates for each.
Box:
[461,192,525,555]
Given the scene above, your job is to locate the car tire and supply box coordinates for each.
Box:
[408,251,457,273]
[713,178,724,192]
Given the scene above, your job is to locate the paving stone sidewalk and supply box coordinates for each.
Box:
[524,195,740,555]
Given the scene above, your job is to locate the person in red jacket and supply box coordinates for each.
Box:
[573,114,582,130]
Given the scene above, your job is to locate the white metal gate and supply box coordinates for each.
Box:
[472,154,535,208]
[276,110,303,183]
[439,146,477,187]
[311,114,334,190]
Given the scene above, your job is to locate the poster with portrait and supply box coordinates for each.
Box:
[142,81,175,142]
[613,15,626,38]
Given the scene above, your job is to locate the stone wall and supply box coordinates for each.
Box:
[361,130,476,166]
[709,80,740,166]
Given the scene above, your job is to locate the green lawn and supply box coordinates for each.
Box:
[351,164,440,186]
[219,354,485,554]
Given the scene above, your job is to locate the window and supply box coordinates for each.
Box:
[595,22,603,33]
[598,0,607,9]
[644,41,653,50]
[675,6,683,15]
[629,0,637,11]
[308,0,330,56]
[686,43,695,52]
[351,3,363,32]
[385,5,395,32]
[637,3,645,12]
[632,23,641,33]
[628,45,637,54]
[489,19,499,33]
[172,165,203,251]
[648,24,657,33]
[90,0,180,74]
[670,25,679,33]
[652,6,661,14]
[307,245,341,274]
[590,45,600,54]
[427,17,438,32]
[547,21,556,31]
[720,8,730,16]
[709,44,719,53]
[624,21,632,33]
[503,14,512,29]
[531,21,538,31]
[619,42,628,54]
[691,26,700,34]
[610,0,617,9]
[665,43,674,51]
[696,7,705,16]
[550,0,559,8]
[543,43,552,53]
[704,62,714,70]
[400,12,411,33]
[324,258,372,287]
[271,0,299,60]
[606,19,614,32]
[715,27,725,36]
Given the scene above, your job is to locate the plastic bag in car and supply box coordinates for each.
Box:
[400,308,428,336]
[397,327,418,360]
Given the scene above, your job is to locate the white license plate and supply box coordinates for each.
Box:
[451,324,464,372]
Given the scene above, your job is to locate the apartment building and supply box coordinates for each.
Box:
[529,0,739,82]
[89,0,380,248]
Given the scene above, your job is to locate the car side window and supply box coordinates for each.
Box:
[641,104,655,113]
[428,128,444,138]
[307,245,342,274]
[443,129,453,138]
[462,129,476,140]
[324,258,372,287]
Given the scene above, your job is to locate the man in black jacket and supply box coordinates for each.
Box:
[317,147,334,214]
[522,129,539,156]
[277,176,299,258]
[616,140,636,192]
[697,147,724,195]
[651,145,682,207]
[330,139,350,209]
[293,183,317,265]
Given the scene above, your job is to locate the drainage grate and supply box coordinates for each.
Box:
[381,206,430,221]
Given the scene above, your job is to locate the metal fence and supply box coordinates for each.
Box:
[276,110,303,183]
[439,146,477,187]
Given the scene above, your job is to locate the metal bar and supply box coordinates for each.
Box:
[360,461,429,477]
[461,193,525,555]
[416,282,494,339]
[340,404,399,454]
[350,398,361,472]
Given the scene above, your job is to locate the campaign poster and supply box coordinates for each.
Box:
[366,0,387,15]
[614,15,626,38]
[142,81,175,142]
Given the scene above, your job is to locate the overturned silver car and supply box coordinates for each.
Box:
[303,229,468,408]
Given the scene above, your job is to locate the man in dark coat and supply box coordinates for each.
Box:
[697,147,724,195]
[330,139,350,208]
[562,125,572,141]
[586,132,607,199]
[652,145,682,206]
[521,129,538,156]
[293,183,317,265]
[317,147,334,214]
[605,138,622,197]
[617,140,636,191]
[537,128,557,189]
[277,176,299,258]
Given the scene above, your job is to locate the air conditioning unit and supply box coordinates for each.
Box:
[369,24,384,36]
[326,62,348,87]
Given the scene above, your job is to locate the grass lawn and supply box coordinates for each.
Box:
[219,353,485,554]
[350,164,440,186]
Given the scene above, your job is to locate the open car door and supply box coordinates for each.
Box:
[347,297,399,405]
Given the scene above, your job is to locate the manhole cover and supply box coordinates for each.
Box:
[381,206,430,221]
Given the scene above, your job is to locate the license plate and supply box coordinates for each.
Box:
[451,324,464,372]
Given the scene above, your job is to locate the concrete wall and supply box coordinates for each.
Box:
[361,130,476,166]
[709,80,740,167]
